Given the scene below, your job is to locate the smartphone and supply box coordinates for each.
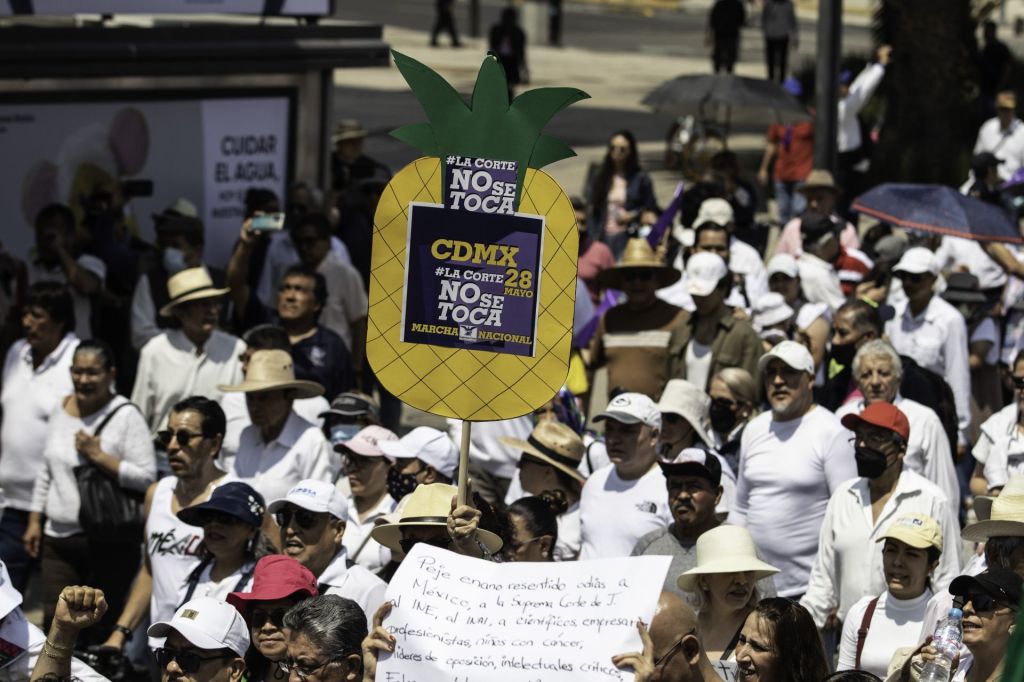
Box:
[251,213,286,231]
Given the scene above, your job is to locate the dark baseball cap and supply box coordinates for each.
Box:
[318,391,380,420]
[949,568,1022,609]
[177,482,266,528]
[800,211,842,243]
[659,448,723,487]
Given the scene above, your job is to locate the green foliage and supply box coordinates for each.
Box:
[389,49,590,208]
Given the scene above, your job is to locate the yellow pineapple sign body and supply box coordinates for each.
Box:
[367,157,578,420]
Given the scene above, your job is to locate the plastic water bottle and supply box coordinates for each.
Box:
[920,608,964,682]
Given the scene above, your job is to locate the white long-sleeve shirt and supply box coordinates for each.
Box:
[835,395,959,506]
[131,329,245,437]
[838,63,886,153]
[728,405,857,597]
[0,334,77,511]
[31,395,157,537]
[973,116,1024,180]
[800,470,961,628]
[885,295,972,447]
[837,590,933,678]
[975,402,1018,464]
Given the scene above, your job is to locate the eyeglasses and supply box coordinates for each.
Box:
[398,537,450,555]
[274,508,321,530]
[157,429,206,449]
[654,629,696,668]
[154,647,234,673]
[250,607,289,629]
[278,657,341,681]
[965,591,1019,613]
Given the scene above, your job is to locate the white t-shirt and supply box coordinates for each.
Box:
[685,340,713,395]
[983,427,1024,490]
[837,590,933,678]
[728,406,858,597]
[579,463,672,560]
[555,502,582,562]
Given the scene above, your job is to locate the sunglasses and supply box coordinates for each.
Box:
[274,508,320,530]
[654,629,696,668]
[896,271,927,284]
[965,591,1018,613]
[154,647,233,673]
[250,607,289,629]
[157,429,206,449]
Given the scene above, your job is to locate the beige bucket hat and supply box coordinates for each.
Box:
[677,525,779,592]
[218,349,323,400]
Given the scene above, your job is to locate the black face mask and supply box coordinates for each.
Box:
[709,400,738,434]
[854,445,890,479]
[829,341,857,369]
[387,467,419,503]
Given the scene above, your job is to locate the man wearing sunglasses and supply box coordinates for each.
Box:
[885,247,972,459]
[102,396,233,655]
[147,596,249,682]
[268,479,386,630]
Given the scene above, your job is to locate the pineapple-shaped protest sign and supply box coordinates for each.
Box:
[367,50,588,420]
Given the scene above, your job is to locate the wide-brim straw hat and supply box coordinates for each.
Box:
[370,483,503,554]
[595,238,681,290]
[159,267,230,317]
[218,349,324,400]
[963,476,1024,541]
[797,169,842,196]
[676,525,779,592]
[331,119,368,142]
[500,421,586,484]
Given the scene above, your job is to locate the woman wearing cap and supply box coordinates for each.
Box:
[734,598,829,682]
[677,525,779,679]
[219,349,335,503]
[766,253,831,373]
[176,482,275,607]
[836,513,942,678]
[501,422,584,561]
[586,130,659,258]
[336,426,399,574]
[25,339,156,642]
[227,555,318,682]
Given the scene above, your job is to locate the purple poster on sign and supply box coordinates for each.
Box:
[444,156,518,215]
[401,202,544,357]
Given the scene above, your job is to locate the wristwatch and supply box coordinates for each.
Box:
[113,625,133,641]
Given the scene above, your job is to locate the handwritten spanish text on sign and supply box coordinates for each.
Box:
[377,544,670,682]
[401,202,543,357]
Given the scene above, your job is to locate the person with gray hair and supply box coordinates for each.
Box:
[282,595,367,682]
[834,339,959,505]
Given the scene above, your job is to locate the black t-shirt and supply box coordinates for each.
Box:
[980,40,1012,92]
[291,326,354,402]
[710,0,746,38]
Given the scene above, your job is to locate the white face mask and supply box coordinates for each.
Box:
[162,247,187,275]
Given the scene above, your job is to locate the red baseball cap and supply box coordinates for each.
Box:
[840,402,910,442]
[226,555,318,613]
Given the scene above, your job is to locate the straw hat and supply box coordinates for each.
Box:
[332,119,368,143]
[676,525,779,592]
[797,169,842,196]
[595,238,681,290]
[370,483,503,554]
[159,267,230,317]
[218,349,323,399]
[963,476,1024,541]
[500,421,586,484]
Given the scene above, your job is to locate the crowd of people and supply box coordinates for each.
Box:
[0,33,1024,681]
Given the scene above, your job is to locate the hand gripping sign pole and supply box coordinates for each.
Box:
[365,51,588,506]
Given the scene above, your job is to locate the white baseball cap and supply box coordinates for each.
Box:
[753,292,795,330]
[148,596,251,657]
[268,479,348,523]
[694,198,734,227]
[378,426,459,479]
[766,254,799,279]
[893,247,939,276]
[758,339,815,375]
[594,392,662,430]
[684,252,729,297]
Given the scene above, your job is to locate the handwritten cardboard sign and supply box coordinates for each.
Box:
[377,544,670,682]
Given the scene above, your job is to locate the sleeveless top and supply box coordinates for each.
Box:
[146,475,227,647]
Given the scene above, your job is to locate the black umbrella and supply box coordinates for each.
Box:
[642,73,811,134]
